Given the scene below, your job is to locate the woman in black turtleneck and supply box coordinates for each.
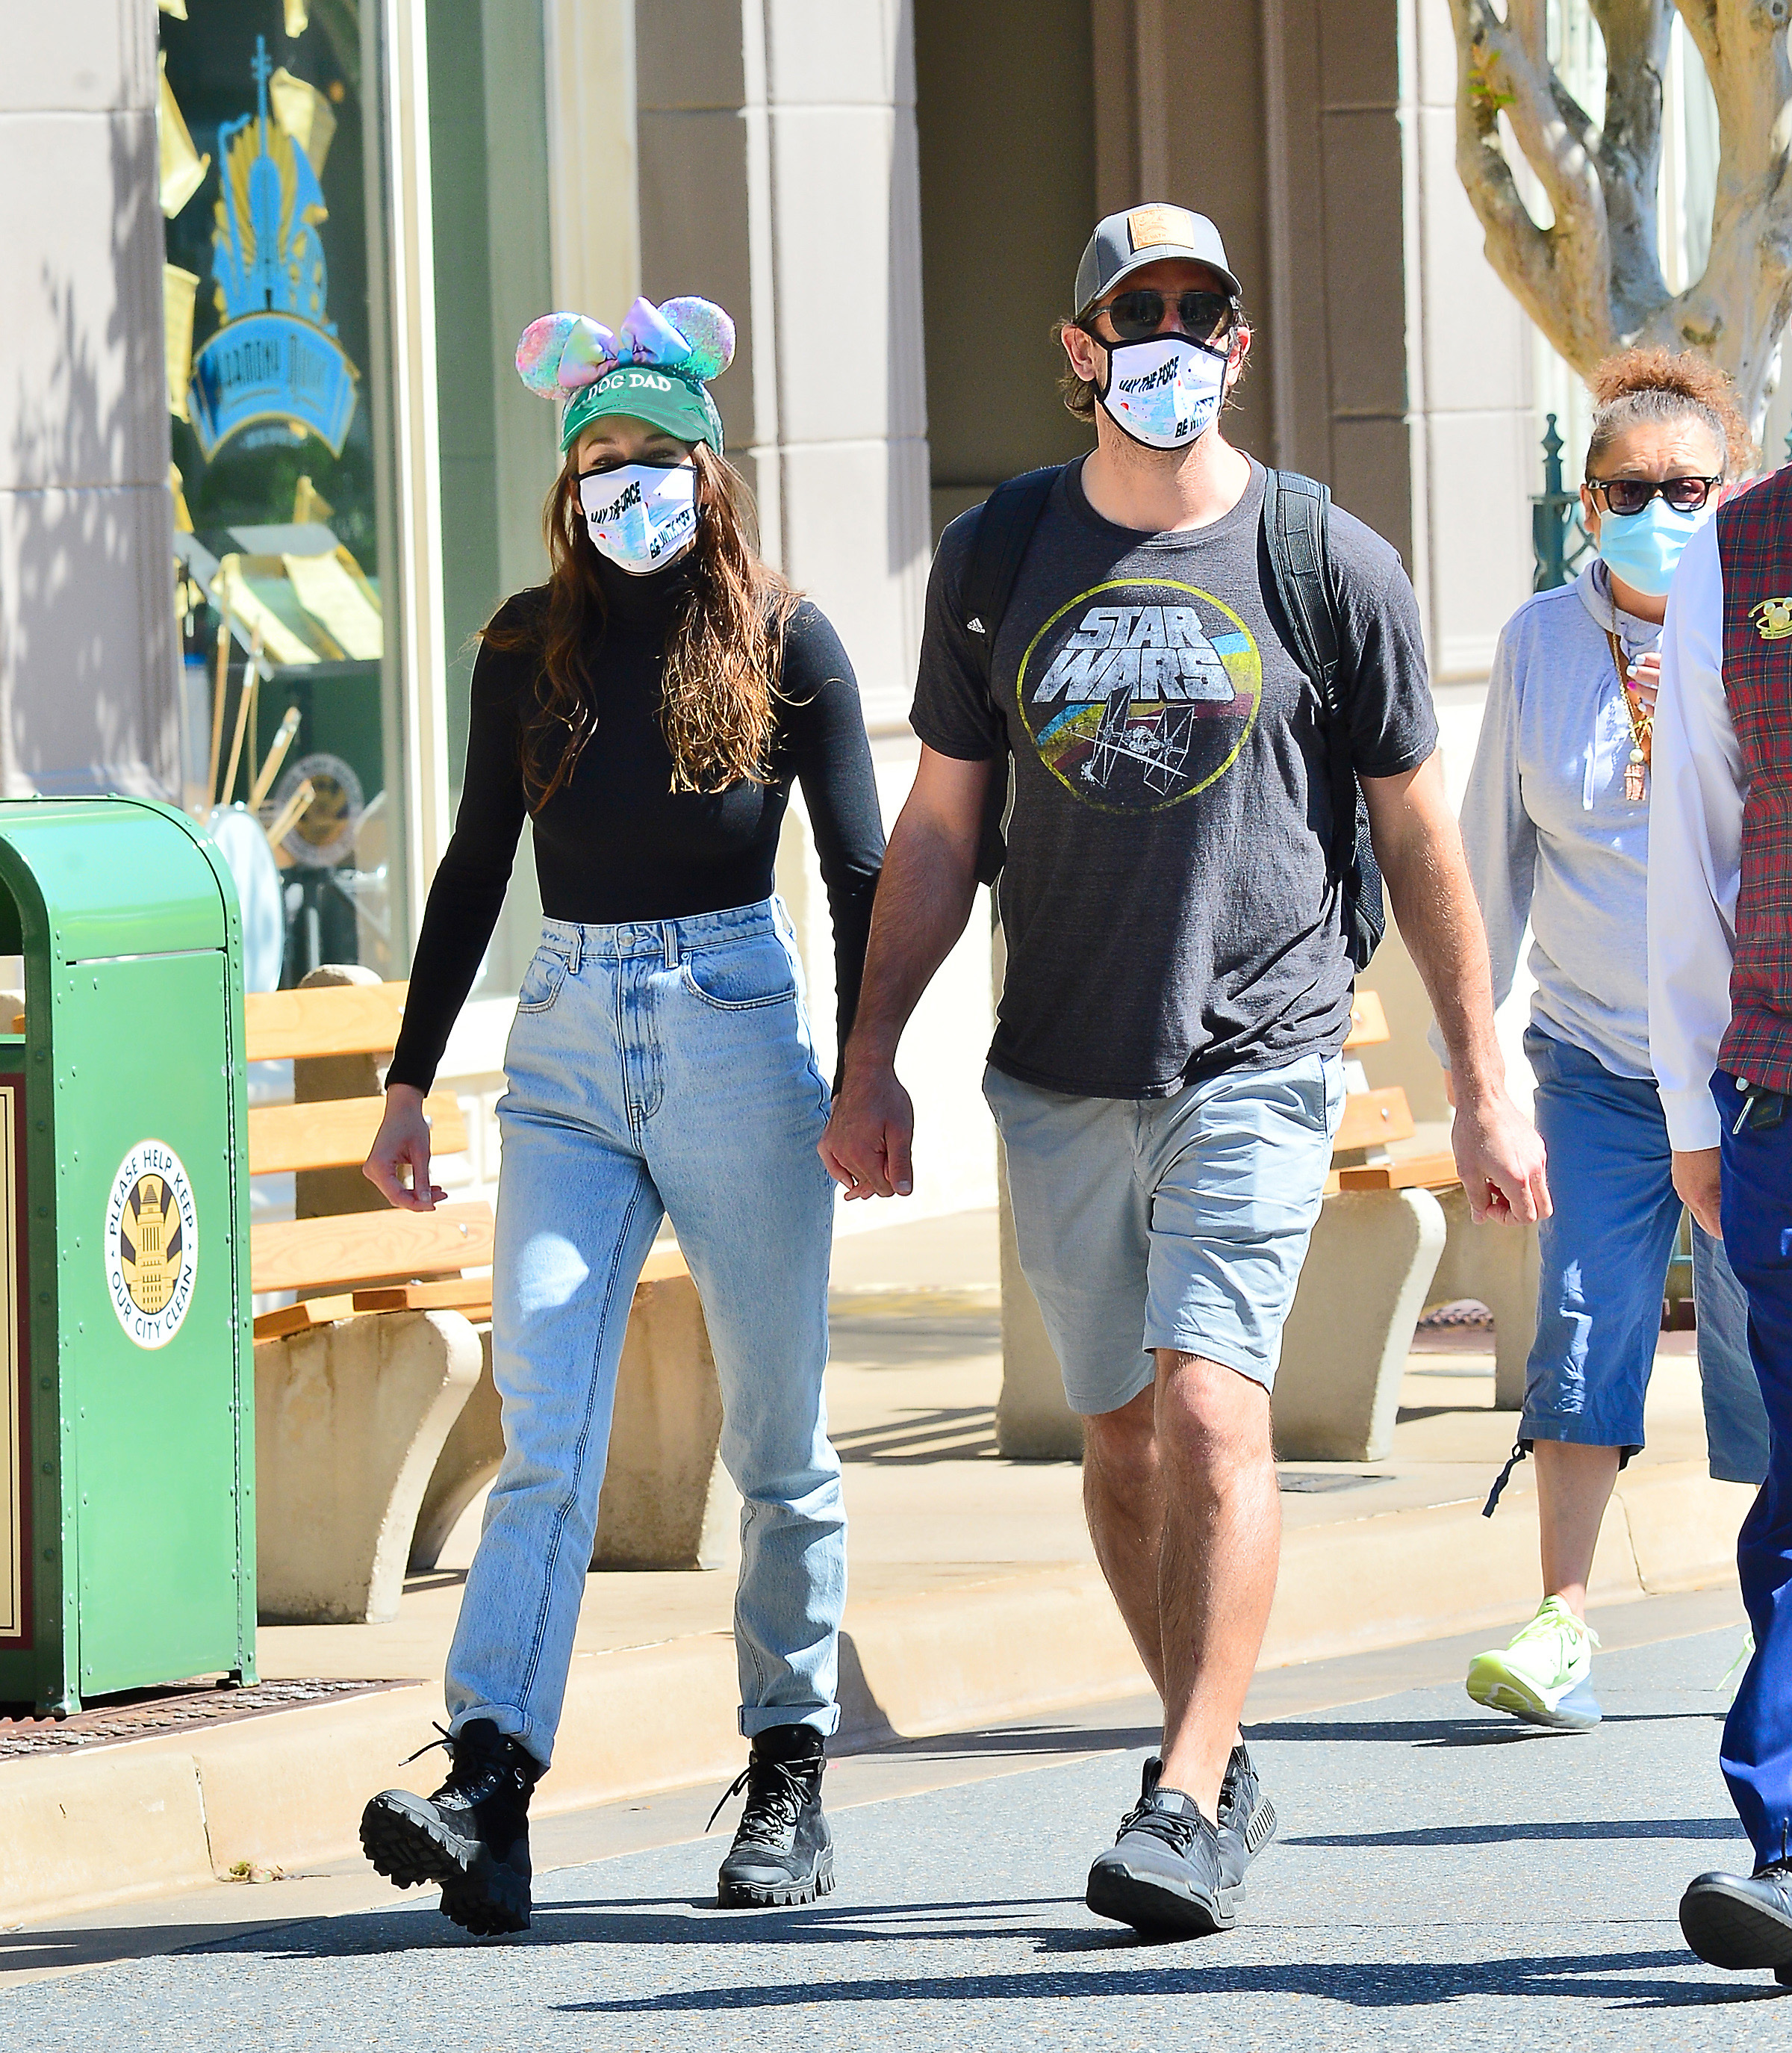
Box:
[357,297,882,1935]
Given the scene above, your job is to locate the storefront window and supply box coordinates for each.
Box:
[159,0,405,987]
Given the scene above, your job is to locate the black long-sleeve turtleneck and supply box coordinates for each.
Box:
[388,554,886,1093]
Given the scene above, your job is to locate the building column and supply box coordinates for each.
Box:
[0,0,178,798]
[634,0,931,730]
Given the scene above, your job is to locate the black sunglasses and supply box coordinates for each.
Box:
[1586,474,1721,517]
[1085,287,1237,346]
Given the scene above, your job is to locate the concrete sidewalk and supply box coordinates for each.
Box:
[0,1208,1755,1925]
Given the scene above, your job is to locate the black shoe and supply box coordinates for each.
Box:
[1218,1742,1278,1867]
[1680,1861,1792,1971]
[1086,1780,1241,1936]
[361,1718,542,1936]
[712,1724,835,1908]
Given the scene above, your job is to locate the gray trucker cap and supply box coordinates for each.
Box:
[1074,204,1242,317]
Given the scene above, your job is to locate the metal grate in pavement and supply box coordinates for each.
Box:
[0,1678,417,1759]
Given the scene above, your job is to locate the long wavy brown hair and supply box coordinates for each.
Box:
[486,443,800,810]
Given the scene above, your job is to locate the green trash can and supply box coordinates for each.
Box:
[0,798,255,1715]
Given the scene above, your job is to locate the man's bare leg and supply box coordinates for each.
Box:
[1080,1351,1278,1819]
[1151,1349,1280,1818]
[1080,1383,1166,1696]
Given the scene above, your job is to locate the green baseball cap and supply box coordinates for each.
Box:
[559,363,724,456]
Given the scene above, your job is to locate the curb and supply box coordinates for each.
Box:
[0,1456,1750,1927]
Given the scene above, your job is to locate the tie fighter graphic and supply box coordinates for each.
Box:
[1081,683,1198,796]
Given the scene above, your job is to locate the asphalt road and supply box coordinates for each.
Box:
[5,1602,1785,2051]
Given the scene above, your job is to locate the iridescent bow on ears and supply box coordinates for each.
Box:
[514,295,735,396]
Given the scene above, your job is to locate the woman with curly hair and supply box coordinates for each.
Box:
[355,296,883,1934]
[1440,348,1768,1731]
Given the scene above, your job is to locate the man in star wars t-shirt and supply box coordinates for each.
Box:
[821,204,1549,1938]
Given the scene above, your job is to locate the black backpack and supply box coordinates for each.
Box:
[959,463,1386,970]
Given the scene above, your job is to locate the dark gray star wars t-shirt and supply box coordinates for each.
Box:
[911,458,1437,1099]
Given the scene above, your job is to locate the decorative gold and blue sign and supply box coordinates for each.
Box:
[186,37,358,461]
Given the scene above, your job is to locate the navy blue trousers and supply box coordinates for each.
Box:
[1717,1069,1792,1868]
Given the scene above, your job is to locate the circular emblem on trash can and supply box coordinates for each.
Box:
[104,1142,199,1349]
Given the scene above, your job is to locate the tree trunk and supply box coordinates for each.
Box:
[1448,0,1792,442]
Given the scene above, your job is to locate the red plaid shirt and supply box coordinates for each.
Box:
[1716,467,1792,1093]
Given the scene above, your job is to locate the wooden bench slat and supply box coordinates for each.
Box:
[249,1201,492,1296]
[353,1278,494,1316]
[252,1295,353,1341]
[1336,1149,1460,1193]
[246,1090,466,1175]
[244,981,409,1063]
[351,1246,690,1322]
[638,1246,691,1286]
[1332,1086,1416,1155]
[1343,990,1390,1050]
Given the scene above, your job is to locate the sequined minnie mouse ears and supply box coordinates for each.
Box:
[515,295,735,453]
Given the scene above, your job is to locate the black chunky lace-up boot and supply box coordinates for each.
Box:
[712,1723,834,1908]
[360,1718,543,1936]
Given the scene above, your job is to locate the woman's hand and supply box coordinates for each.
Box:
[364,1084,449,1211]
[1625,647,1661,717]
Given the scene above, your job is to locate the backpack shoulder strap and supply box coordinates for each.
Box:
[961,463,1063,675]
[1259,466,1341,715]
[959,464,1059,887]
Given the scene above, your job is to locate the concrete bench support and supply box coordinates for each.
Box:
[255,1310,482,1624]
[994,1152,1083,1462]
[1426,1186,1541,1411]
[409,1265,741,1574]
[1275,1187,1449,1462]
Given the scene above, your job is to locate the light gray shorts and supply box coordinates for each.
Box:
[985,1052,1345,1416]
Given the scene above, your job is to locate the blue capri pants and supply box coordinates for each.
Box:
[1522,1025,1767,1481]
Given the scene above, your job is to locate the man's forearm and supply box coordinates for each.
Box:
[844,812,980,1074]
[1375,801,1504,1098]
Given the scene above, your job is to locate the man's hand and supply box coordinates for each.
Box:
[815,746,992,1205]
[1451,1081,1552,1225]
[821,1063,915,1200]
[1363,756,1549,1226]
[364,1083,449,1211]
[1673,1146,1723,1237]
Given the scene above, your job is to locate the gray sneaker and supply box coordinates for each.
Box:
[1086,1778,1242,1936]
[1217,1742,1278,1867]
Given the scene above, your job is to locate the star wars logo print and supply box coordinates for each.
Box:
[1016,579,1263,811]
[104,1141,199,1349]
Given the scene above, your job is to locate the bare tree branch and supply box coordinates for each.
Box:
[1449,0,1792,434]
[1589,0,1672,332]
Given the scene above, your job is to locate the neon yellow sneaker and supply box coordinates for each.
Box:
[1466,1596,1602,1731]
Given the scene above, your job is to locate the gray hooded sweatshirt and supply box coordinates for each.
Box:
[1431,561,1664,1081]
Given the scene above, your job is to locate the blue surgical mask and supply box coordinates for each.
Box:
[1595,497,1711,598]
[578,462,698,574]
[1096,334,1228,450]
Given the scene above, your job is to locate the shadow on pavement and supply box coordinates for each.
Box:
[544,1945,1788,2014]
[231,1894,1092,1961]
[1285,1816,1750,1848]
[868,1721,1159,1761]
[1248,1712,1723,1748]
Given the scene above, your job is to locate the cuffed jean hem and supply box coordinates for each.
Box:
[740,1703,841,1739]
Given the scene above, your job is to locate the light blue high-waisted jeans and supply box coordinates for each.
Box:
[444,899,844,1768]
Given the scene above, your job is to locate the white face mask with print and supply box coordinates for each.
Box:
[577,462,699,574]
[1096,334,1229,450]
